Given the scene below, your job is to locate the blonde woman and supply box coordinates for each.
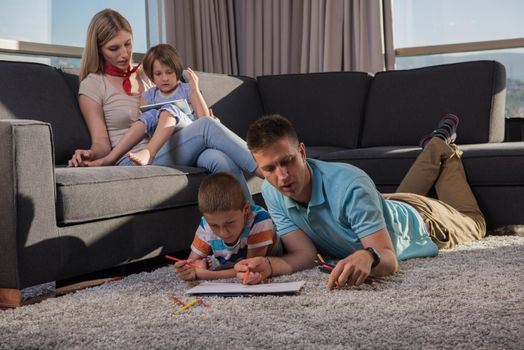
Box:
[68,9,261,200]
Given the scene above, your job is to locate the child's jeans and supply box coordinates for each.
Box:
[119,117,257,201]
[138,104,193,138]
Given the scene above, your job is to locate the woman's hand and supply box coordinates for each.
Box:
[68,149,93,167]
[84,156,115,167]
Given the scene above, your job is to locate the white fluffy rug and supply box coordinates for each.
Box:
[1,236,523,350]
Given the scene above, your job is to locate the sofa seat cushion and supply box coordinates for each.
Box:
[318,143,524,187]
[306,146,349,159]
[55,165,207,225]
[460,142,524,186]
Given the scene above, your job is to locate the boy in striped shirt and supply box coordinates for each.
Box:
[174,172,281,281]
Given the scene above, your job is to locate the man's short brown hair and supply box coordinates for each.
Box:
[198,173,247,214]
[246,114,299,152]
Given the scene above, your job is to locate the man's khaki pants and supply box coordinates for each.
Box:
[383,138,486,249]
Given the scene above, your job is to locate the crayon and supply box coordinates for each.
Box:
[175,298,200,314]
[170,295,187,307]
[242,268,251,284]
[319,261,336,268]
[165,255,200,269]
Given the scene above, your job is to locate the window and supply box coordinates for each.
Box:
[392,0,524,118]
[0,0,149,69]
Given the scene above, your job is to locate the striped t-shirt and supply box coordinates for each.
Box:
[191,204,276,269]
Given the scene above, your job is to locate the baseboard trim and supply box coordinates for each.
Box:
[55,276,124,296]
[0,277,123,309]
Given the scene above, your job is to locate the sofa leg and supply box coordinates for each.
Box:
[0,288,22,308]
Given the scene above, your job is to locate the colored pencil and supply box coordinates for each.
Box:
[316,253,325,263]
[175,298,200,314]
[315,259,384,285]
[242,268,251,284]
[170,295,187,307]
[197,299,210,308]
[165,255,200,268]
[315,261,336,268]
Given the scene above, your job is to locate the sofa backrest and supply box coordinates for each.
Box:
[257,72,372,148]
[0,61,90,165]
[196,71,264,139]
[361,60,506,147]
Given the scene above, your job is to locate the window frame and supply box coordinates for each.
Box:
[0,38,144,62]
[0,0,167,65]
[395,37,524,57]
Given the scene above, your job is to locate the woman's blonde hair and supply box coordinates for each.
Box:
[79,8,133,81]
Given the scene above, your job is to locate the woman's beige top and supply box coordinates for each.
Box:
[79,73,154,157]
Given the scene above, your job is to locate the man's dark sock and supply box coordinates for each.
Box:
[419,113,460,148]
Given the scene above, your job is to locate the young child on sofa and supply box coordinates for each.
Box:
[88,43,210,166]
[173,172,282,282]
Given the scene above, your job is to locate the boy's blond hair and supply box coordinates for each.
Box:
[198,173,247,214]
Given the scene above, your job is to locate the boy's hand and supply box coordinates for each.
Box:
[173,258,207,281]
[234,257,271,285]
[173,260,197,281]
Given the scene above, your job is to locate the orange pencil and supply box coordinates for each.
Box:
[242,268,250,284]
[165,255,200,268]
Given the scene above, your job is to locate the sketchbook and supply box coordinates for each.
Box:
[186,281,305,296]
[139,98,192,114]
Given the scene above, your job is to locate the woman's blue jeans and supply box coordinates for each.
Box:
[118,117,257,200]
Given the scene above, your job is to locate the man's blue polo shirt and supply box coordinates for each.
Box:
[262,159,438,260]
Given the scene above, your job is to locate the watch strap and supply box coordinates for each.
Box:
[364,247,381,269]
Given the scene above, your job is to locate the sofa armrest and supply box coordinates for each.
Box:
[0,119,61,289]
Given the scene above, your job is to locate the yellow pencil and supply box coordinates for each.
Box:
[174,298,200,314]
[316,253,325,263]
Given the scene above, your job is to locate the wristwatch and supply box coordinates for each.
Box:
[364,247,381,269]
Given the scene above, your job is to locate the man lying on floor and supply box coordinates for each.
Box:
[235,114,486,290]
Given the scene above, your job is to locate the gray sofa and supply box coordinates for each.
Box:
[1,59,523,307]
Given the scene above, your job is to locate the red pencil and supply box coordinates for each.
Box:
[165,255,200,268]
[170,295,187,307]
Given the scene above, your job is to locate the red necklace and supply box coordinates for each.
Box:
[103,62,140,96]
